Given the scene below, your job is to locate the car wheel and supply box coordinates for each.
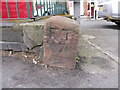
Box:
[115,22,120,26]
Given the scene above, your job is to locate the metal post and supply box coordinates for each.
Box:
[52,1,55,15]
[64,0,67,14]
[49,0,51,15]
[26,0,31,18]
[16,0,20,19]
[95,1,98,20]
[6,0,10,18]
[54,2,56,15]
[43,0,46,14]
[61,2,62,14]
[40,0,42,16]
[58,1,59,14]
[36,0,38,16]
[50,0,52,15]
[32,1,34,17]
[52,1,54,15]
[56,1,58,14]
[46,0,48,12]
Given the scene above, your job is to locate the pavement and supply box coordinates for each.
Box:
[1,18,119,88]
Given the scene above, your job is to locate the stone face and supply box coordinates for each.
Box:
[43,16,80,69]
[1,24,23,42]
[22,24,44,62]
[22,25,44,49]
[44,16,80,33]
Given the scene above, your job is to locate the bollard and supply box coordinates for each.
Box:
[43,16,80,70]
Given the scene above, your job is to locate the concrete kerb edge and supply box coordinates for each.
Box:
[1,22,26,51]
[29,14,73,22]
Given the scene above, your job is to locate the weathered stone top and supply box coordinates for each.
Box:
[20,19,46,26]
[45,16,80,33]
[20,22,45,26]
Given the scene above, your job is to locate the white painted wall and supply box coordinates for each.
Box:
[68,1,74,16]
[80,0,84,15]
[74,2,80,23]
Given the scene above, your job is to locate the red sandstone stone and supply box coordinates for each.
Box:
[43,16,80,70]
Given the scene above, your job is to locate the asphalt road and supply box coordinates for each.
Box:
[80,19,119,59]
[79,19,119,88]
[2,19,119,88]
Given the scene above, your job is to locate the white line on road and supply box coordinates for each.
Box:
[87,40,119,64]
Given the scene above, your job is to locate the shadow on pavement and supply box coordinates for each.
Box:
[102,24,120,30]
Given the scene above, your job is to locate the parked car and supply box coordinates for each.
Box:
[98,0,120,25]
